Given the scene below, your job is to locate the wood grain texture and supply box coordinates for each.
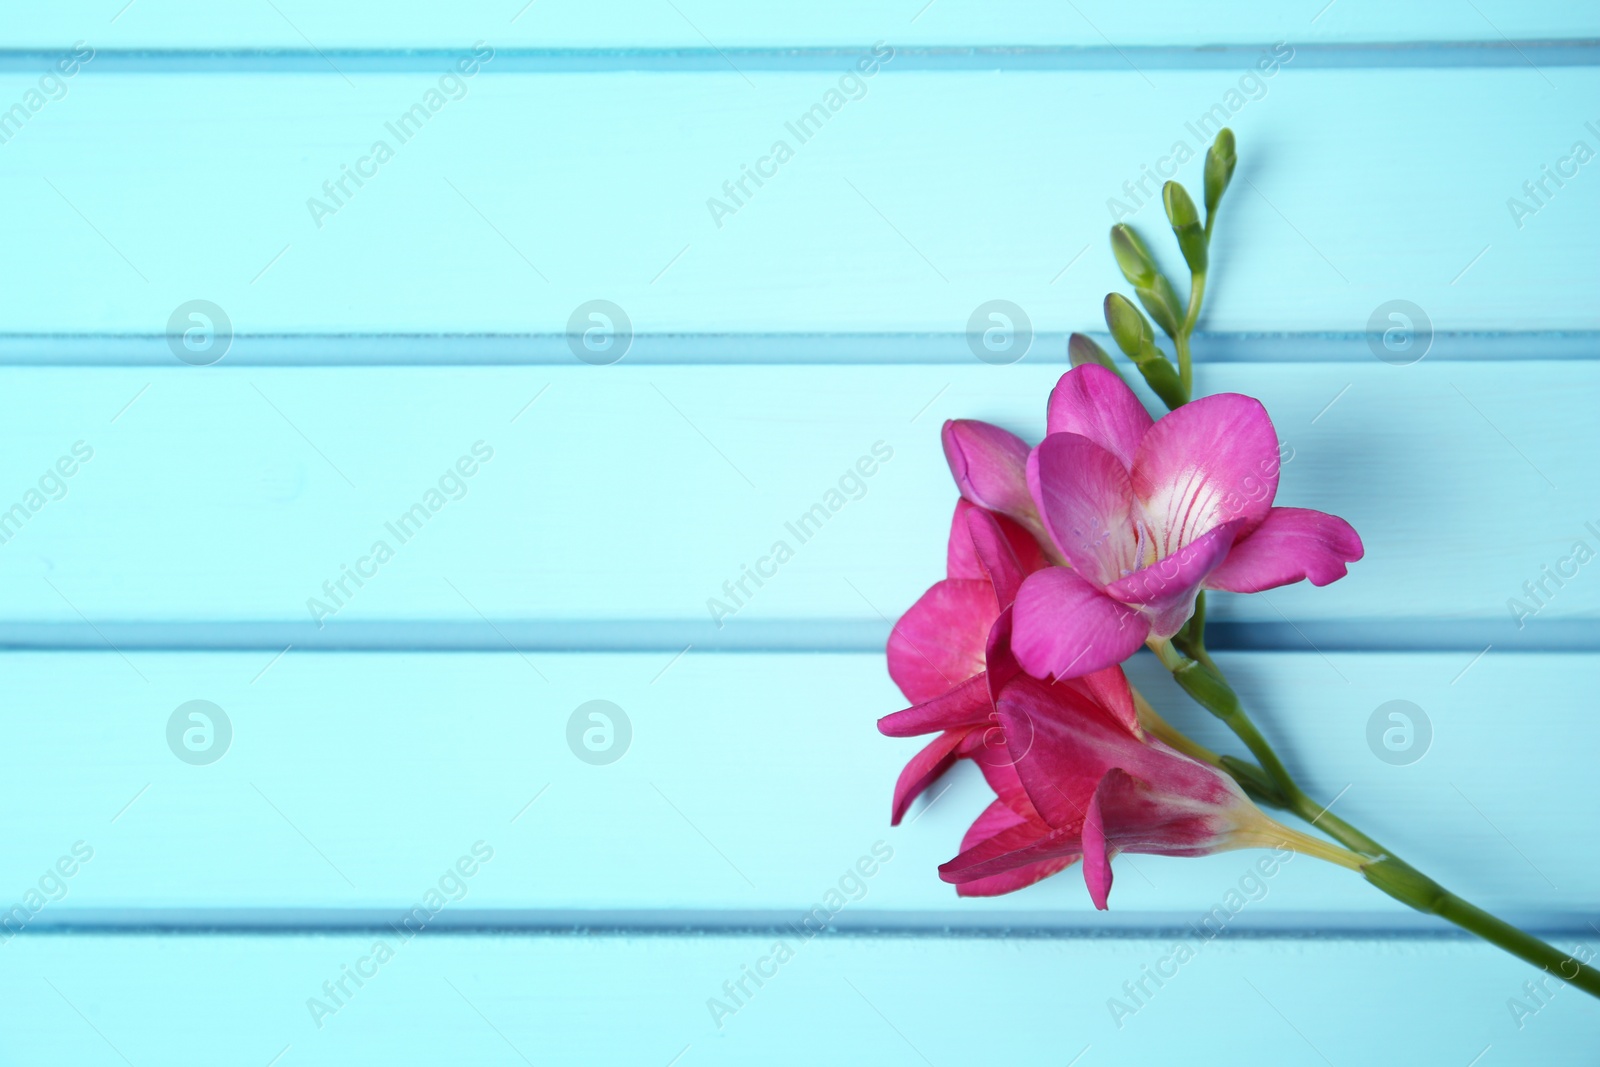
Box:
[4,16,1596,1060]
[10,1,1600,49]
[2,651,1592,919]
[3,934,1595,1065]
[0,362,1589,632]
[0,69,1594,333]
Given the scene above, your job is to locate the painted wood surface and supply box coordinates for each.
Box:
[0,69,1593,334]
[0,651,1591,922]
[0,362,1589,639]
[10,1,1600,50]
[4,935,1597,1065]
[4,8,1597,1062]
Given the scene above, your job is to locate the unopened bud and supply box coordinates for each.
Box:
[1110,224,1158,288]
[1204,128,1237,218]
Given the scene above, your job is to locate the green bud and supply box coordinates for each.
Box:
[1163,181,1208,274]
[1067,333,1126,381]
[1068,332,1113,368]
[1109,224,1157,287]
[1103,293,1150,356]
[1174,659,1243,719]
[1133,352,1187,410]
[1162,181,1199,229]
[1135,275,1184,339]
[1203,128,1237,218]
[1104,295,1185,409]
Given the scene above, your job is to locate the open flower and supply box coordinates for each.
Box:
[879,502,1045,830]
[1007,365,1364,680]
[936,668,1347,908]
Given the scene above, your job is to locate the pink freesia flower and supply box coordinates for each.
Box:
[997,365,1364,680]
[879,502,1046,833]
[936,669,1298,908]
[940,419,1049,549]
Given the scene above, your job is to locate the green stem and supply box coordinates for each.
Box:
[1364,857,1600,999]
[1174,270,1206,400]
[1150,636,1600,999]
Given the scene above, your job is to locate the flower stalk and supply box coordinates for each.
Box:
[1151,631,1600,1000]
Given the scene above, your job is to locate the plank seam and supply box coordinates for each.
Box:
[0,621,1591,654]
[3,41,1599,71]
[0,332,1592,366]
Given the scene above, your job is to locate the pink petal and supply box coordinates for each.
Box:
[1058,664,1141,738]
[890,730,966,826]
[982,606,1023,709]
[887,579,995,704]
[1012,567,1149,681]
[878,674,992,738]
[1084,754,1245,859]
[1105,519,1244,638]
[942,420,1038,532]
[969,747,1040,821]
[1027,433,1139,586]
[1132,392,1283,556]
[993,674,1125,828]
[1081,768,1135,910]
[947,499,1050,581]
[1046,364,1154,471]
[1205,506,1365,593]
[951,800,1075,897]
[965,507,1027,605]
[945,500,987,581]
[938,819,1081,887]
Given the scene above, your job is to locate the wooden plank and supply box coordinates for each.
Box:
[3,650,1595,919]
[9,1,1600,50]
[0,362,1591,630]
[0,69,1594,334]
[3,932,1595,1064]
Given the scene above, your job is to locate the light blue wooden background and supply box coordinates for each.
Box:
[2,3,1598,1064]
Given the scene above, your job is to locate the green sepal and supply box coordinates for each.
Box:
[1135,275,1184,338]
[1203,128,1237,220]
[1103,294,1185,408]
[1103,293,1151,356]
[1163,181,1208,274]
[1067,332,1125,380]
[1109,224,1158,288]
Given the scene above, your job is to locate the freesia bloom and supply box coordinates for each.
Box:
[988,365,1364,680]
[934,667,1327,908]
[880,501,1045,831]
